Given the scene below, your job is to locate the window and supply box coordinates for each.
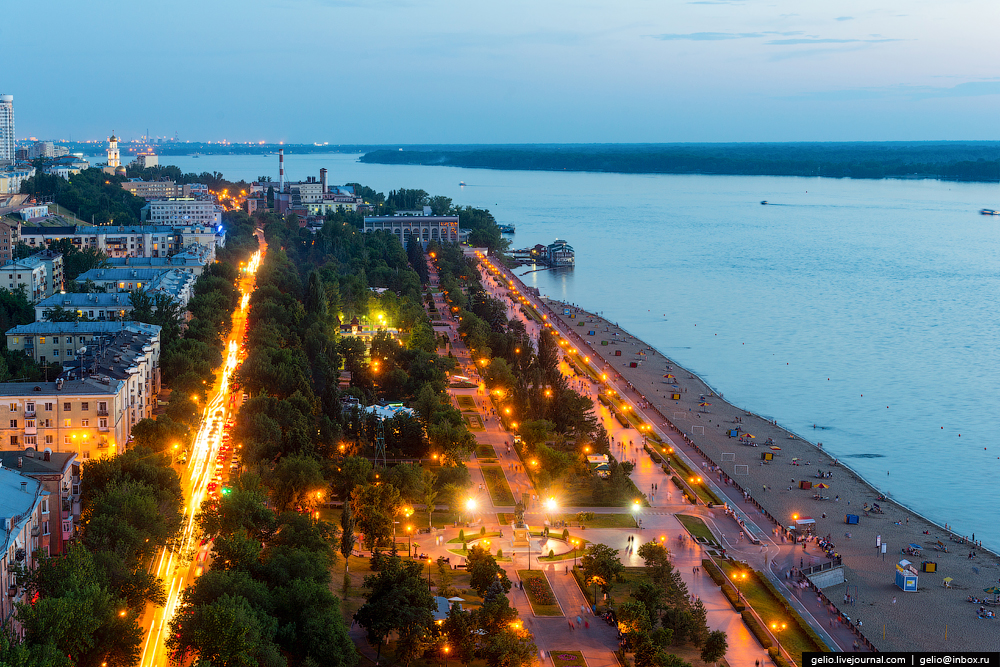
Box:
[81,419,89,427]
[44,435,53,444]
[24,436,35,445]
[63,403,70,411]
[52,350,59,357]
[39,337,45,344]
[98,418,107,428]
[63,419,71,428]
[25,403,33,413]
[63,436,70,444]
[40,499,48,514]
[81,402,89,411]
[42,521,49,536]
[44,403,52,411]
[8,403,16,412]
[43,419,51,427]
[98,401,107,413]
[11,337,17,344]
[52,337,59,344]
[9,436,16,446]
[8,420,15,428]
[25,420,33,429]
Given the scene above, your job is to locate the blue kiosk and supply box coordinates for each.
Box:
[895,560,918,592]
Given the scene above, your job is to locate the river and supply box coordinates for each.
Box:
[129,151,1000,550]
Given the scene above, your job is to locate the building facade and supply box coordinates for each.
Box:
[121,180,193,200]
[0,95,13,163]
[363,215,459,245]
[35,292,134,322]
[0,218,20,264]
[0,166,36,195]
[0,255,48,303]
[20,223,225,258]
[0,450,79,556]
[0,468,45,629]
[6,320,161,372]
[141,198,223,227]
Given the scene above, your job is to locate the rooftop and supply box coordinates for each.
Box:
[7,320,161,338]
[78,267,178,282]
[0,467,42,553]
[36,292,132,309]
[0,450,76,475]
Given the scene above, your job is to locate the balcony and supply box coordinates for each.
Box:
[24,409,35,417]
[30,526,39,537]
[23,424,36,435]
[97,409,108,416]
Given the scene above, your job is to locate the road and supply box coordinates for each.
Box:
[137,235,265,667]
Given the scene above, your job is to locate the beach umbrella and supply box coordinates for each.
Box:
[698,402,712,413]
[770,446,781,450]
[447,596,466,602]
[815,483,830,489]
[943,577,953,588]
[909,544,923,550]
[983,587,1000,595]
[744,434,755,439]
[664,374,675,379]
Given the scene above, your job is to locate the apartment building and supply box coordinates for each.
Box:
[0,217,18,263]
[75,267,196,308]
[19,223,225,258]
[0,468,45,629]
[35,292,134,322]
[0,450,78,556]
[106,243,211,276]
[141,198,222,227]
[6,321,161,373]
[363,215,460,245]
[121,179,193,200]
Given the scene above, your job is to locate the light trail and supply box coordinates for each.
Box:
[138,244,263,667]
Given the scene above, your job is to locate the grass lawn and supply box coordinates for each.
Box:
[717,560,822,663]
[475,444,497,459]
[450,381,477,389]
[457,395,478,411]
[482,466,516,506]
[550,651,587,667]
[558,513,636,529]
[676,514,717,544]
[447,547,512,561]
[448,531,502,544]
[466,414,485,431]
[537,535,590,562]
[517,569,563,616]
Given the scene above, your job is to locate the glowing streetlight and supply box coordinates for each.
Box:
[631,500,641,528]
[732,571,748,601]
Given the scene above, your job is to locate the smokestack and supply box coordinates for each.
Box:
[320,168,327,194]
[278,149,284,193]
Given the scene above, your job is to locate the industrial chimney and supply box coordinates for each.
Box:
[278,149,284,193]
[320,168,328,194]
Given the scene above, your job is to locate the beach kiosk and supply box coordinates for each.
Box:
[896,560,919,592]
[788,516,816,537]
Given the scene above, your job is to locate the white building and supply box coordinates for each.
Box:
[27,142,69,159]
[0,95,13,163]
[121,180,193,200]
[6,321,161,373]
[107,132,120,168]
[0,255,49,303]
[0,166,36,195]
[363,215,459,245]
[20,223,225,258]
[142,198,223,227]
[35,292,134,323]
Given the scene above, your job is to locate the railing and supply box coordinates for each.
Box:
[801,558,842,576]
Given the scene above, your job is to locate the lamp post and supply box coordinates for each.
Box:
[632,500,641,528]
[466,498,477,525]
[407,525,413,558]
[442,645,450,667]
[427,558,433,590]
[545,497,557,527]
[732,571,747,601]
[571,538,580,568]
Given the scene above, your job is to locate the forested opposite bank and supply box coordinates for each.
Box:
[361,142,1000,182]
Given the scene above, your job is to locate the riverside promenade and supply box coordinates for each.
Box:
[480,252,1000,653]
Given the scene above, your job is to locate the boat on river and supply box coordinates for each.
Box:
[980,209,998,215]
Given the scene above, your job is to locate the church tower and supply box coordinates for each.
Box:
[107,132,120,168]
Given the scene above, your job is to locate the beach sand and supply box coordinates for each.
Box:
[536,297,1000,652]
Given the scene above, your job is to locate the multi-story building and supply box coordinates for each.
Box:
[0,166,36,195]
[0,255,49,303]
[121,180,194,200]
[75,267,196,309]
[6,321,161,373]
[363,214,460,245]
[0,216,20,264]
[0,95,13,163]
[43,156,90,180]
[0,450,79,556]
[26,141,69,160]
[35,292,134,322]
[0,379,129,459]
[107,243,211,276]
[141,198,223,227]
[134,153,158,169]
[0,468,45,628]
[20,223,226,258]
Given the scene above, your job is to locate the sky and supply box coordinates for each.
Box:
[4,0,999,143]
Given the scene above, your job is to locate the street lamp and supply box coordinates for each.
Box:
[407,525,413,558]
[545,497,556,526]
[466,498,477,525]
[632,500,641,528]
[442,645,450,667]
[427,558,433,590]
[571,538,580,567]
[732,571,747,601]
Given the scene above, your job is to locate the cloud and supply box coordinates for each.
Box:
[651,32,762,40]
[766,37,900,45]
[786,81,1000,101]
[651,30,802,41]
[835,16,853,21]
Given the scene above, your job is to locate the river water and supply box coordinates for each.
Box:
[147,152,1000,549]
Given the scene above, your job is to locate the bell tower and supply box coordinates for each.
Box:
[107,132,120,168]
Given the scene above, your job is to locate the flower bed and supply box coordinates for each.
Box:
[517,569,561,616]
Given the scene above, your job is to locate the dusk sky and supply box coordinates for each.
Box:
[5,0,999,143]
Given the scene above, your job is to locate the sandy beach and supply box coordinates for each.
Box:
[520,292,1000,652]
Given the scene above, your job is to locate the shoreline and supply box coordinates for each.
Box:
[493,276,1000,652]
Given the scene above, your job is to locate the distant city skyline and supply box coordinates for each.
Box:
[4,0,999,143]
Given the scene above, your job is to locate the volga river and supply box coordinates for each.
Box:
[116,151,1000,550]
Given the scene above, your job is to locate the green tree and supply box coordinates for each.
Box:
[443,604,477,665]
[484,626,537,667]
[580,543,624,600]
[264,453,325,512]
[130,416,190,454]
[167,593,281,667]
[355,551,435,664]
[340,498,356,572]
[467,545,511,597]
[700,630,728,665]
[350,482,401,550]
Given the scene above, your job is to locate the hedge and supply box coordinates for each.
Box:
[703,559,745,611]
[741,611,773,649]
[769,647,793,667]
[759,574,829,651]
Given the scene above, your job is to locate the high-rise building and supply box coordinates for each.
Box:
[0,95,13,162]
